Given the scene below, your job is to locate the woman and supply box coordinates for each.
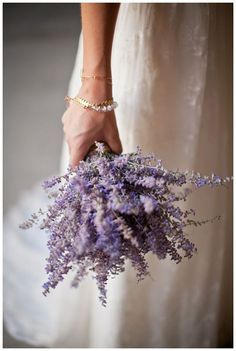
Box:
[4,3,232,347]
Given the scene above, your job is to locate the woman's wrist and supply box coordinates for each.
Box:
[83,53,111,76]
[82,67,112,78]
[77,79,113,103]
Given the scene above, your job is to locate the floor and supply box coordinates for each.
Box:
[3,4,81,347]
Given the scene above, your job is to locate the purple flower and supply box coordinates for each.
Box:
[19,141,232,306]
[140,195,156,214]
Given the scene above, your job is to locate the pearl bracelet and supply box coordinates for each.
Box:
[64,96,118,112]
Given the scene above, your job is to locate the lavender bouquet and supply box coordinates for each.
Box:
[20,142,232,306]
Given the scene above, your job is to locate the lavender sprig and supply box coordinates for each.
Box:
[19,141,233,306]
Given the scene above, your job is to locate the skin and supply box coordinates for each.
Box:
[61,3,122,168]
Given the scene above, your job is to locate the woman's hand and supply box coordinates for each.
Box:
[61,80,122,168]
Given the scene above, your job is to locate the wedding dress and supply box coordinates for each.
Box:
[4,3,233,348]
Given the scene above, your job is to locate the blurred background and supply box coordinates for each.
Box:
[3,3,81,347]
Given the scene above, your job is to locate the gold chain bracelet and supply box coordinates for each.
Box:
[80,69,113,85]
[64,95,118,112]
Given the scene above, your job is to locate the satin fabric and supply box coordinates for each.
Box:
[4,3,232,347]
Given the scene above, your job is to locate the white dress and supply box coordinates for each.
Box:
[4,3,233,347]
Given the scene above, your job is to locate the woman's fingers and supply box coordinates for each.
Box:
[69,142,91,169]
[68,136,122,169]
[106,134,123,155]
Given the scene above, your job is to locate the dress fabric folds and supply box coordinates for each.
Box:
[4,3,232,347]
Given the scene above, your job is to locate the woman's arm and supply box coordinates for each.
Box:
[81,3,120,76]
[61,3,122,168]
